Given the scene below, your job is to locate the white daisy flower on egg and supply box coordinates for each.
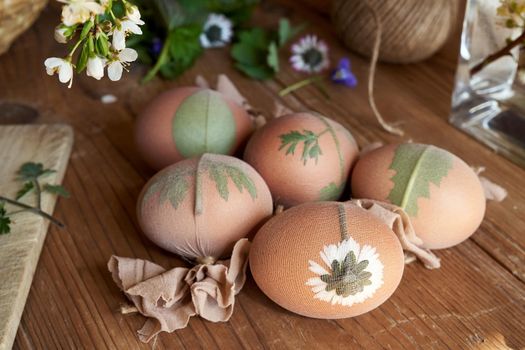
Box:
[290,35,329,73]
[306,237,384,307]
[200,13,233,48]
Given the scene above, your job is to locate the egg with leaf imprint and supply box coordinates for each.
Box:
[135,87,254,170]
[243,112,359,207]
[250,201,404,319]
[351,143,486,249]
[137,154,273,262]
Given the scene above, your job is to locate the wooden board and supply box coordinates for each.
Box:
[0,125,73,350]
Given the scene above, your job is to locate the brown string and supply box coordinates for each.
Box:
[364,0,405,137]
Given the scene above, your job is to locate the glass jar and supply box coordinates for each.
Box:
[450,0,525,167]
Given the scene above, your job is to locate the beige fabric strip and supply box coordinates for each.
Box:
[350,199,441,269]
[107,238,251,342]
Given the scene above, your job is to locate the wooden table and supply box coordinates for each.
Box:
[1,1,524,349]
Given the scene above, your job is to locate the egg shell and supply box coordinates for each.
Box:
[137,154,273,259]
[243,112,359,207]
[351,143,486,249]
[250,201,404,319]
[135,87,253,170]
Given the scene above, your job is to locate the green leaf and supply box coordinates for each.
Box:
[96,34,109,57]
[77,42,89,73]
[18,162,55,181]
[231,42,263,66]
[143,168,193,210]
[267,41,279,72]
[43,184,70,198]
[387,144,453,216]
[159,25,203,79]
[80,20,93,40]
[278,129,322,165]
[231,28,277,80]
[235,63,274,80]
[209,164,230,201]
[205,158,258,202]
[0,202,11,235]
[278,19,306,47]
[152,0,208,30]
[319,182,343,201]
[16,181,34,200]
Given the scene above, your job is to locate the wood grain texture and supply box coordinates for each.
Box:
[0,0,523,349]
[0,125,73,350]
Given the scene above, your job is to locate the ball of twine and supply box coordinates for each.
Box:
[331,0,457,64]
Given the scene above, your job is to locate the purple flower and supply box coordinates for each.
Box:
[151,37,163,57]
[331,58,357,88]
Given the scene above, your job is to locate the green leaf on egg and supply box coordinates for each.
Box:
[387,144,453,217]
[207,161,257,201]
[278,129,323,165]
[319,182,344,201]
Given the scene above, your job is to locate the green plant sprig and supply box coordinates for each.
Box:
[231,19,305,80]
[0,162,70,235]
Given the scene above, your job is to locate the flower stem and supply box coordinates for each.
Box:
[470,29,525,76]
[0,196,64,228]
[33,179,42,210]
[142,31,172,83]
[67,39,84,59]
[279,76,324,96]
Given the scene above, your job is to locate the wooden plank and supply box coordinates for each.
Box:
[0,124,73,350]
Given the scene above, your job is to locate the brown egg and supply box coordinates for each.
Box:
[135,87,253,170]
[351,143,486,249]
[250,201,404,319]
[243,112,359,207]
[137,154,273,260]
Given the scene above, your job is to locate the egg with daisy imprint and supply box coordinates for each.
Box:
[244,112,359,207]
[351,143,486,249]
[135,87,254,170]
[250,201,404,319]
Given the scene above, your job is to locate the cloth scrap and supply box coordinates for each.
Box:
[108,238,250,342]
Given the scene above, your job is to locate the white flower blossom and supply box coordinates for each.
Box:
[86,56,105,80]
[54,26,69,43]
[290,35,329,73]
[126,4,144,24]
[112,18,144,51]
[200,13,233,48]
[44,57,74,88]
[58,0,105,26]
[306,237,384,307]
[107,48,138,81]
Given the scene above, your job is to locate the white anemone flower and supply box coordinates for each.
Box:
[107,48,138,81]
[112,18,144,51]
[200,13,233,48]
[44,57,74,88]
[290,35,329,73]
[306,237,384,307]
[86,56,105,80]
[58,0,105,26]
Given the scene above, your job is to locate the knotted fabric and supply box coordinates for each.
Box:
[108,238,250,342]
[351,199,441,269]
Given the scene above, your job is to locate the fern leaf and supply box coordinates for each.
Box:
[143,168,192,210]
[226,166,257,200]
[387,144,453,216]
[209,164,229,201]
